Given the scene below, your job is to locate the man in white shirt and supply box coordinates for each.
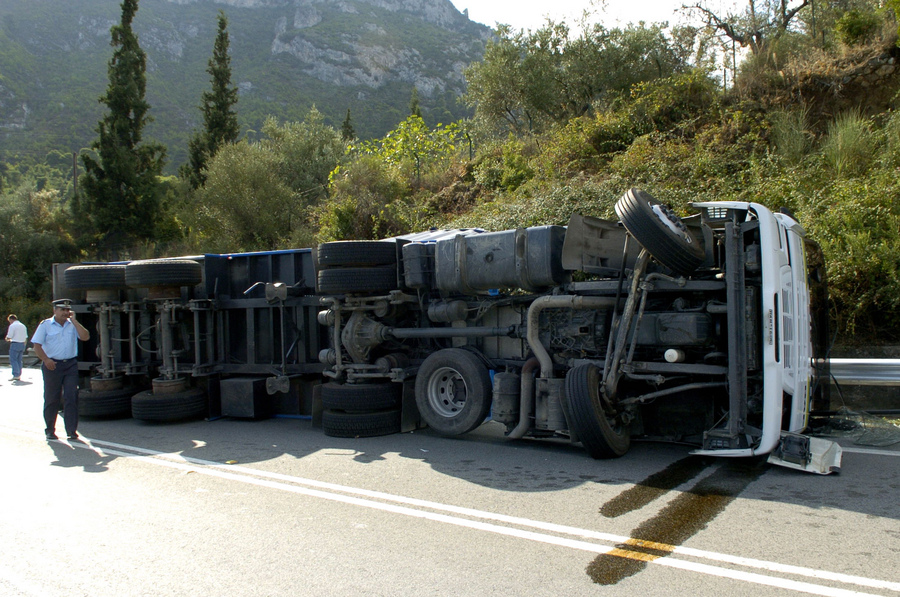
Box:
[31,299,90,441]
[5,314,27,382]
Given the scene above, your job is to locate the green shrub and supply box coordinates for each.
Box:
[472,152,504,191]
[888,0,900,42]
[878,110,900,168]
[472,137,536,192]
[446,174,629,231]
[769,108,813,165]
[797,173,900,340]
[499,143,535,191]
[821,109,877,177]
[609,133,693,187]
[627,70,719,134]
[834,9,882,46]
[536,114,632,180]
[317,155,412,241]
[0,185,78,301]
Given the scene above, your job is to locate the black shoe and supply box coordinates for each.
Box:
[45,431,58,440]
[68,433,81,442]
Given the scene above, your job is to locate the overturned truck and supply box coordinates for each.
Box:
[316,189,830,462]
[55,189,831,467]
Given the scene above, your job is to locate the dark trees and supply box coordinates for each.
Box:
[341,109,356,141]
[75,0,166,254]
[181,10,240,189]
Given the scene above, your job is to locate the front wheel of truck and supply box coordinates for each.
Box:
[415,349,492,436]
[565,363,631,458]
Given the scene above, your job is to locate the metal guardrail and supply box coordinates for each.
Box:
[827,359,900,386]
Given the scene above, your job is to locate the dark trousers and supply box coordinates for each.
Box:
[42,358,79,436]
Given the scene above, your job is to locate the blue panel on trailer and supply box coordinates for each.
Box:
[208,248,313,258]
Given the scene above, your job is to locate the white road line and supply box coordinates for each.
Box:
[5,426,900,596]
[69,441,889,597]
[842,447,900,458]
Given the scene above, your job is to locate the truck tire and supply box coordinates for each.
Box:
[322,409,402,438]
[125,259,203,288]
[317,241,397,269]
[321,382,402,412]
[565,363,631,458]
[615,188,705,275]
[316,266,398,295]
[64,264,127,290]
[131,387,207,422]
[78,388,133,418]
[415,348,492,436]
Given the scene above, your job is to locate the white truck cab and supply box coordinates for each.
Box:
[690,202,820,463]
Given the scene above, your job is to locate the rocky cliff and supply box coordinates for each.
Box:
[0,0,490,169]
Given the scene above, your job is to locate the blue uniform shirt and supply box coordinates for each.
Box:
[31,317,79,360]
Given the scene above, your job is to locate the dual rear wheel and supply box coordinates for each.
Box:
[321,381,402,438]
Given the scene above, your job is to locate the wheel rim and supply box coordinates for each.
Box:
[425,366,468,417]
[651,202,695,245]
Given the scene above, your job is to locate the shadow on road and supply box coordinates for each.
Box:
[49,437,114,473]
[64,406,900,524]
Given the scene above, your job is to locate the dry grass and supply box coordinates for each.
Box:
[781,37,898,83]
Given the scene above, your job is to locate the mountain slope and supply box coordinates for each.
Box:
[0,0,490,171]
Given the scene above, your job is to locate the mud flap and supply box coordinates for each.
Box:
[767,432,842,475]
[560,214,638,275]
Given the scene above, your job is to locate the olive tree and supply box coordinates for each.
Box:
[190,141,295,251]
[464,21,693,136]
[188,108,344,251]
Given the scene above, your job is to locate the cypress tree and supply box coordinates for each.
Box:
[341,108,356,141]
[409,87,423,118]
[76,0,166,254]
[182,10,239,189]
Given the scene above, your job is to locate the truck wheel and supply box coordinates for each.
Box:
[131,387,207,422]
[322,409,402,438]
[78,388,134,418]
[64,264,127,290]
[321,382,402,411]
[565,363,631,458]
[615,188,705,275]
[125,259,203,288]
[415,348,492,436]
[316,266,398,295]
[317,241,397,268]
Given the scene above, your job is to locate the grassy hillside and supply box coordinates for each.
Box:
[421,43,900,344]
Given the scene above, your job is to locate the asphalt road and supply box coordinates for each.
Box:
[1,366,899,597]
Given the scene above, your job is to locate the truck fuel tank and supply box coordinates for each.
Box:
[434,225,567,294]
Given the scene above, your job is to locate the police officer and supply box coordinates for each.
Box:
[31,299,90,441]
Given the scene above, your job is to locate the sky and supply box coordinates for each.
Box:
[447,0,689,32]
